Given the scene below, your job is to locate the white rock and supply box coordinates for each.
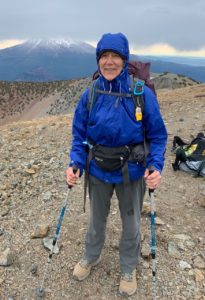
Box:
[179,260,192,270]
[0,248,13,266]
[155,217,165,225]
[42,191,52,202]
[168,242,181,258]
[142,261,150,269]
[42,238,59,254]
[141,243,151,258]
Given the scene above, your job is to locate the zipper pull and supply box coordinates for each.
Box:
[135,107,142,121]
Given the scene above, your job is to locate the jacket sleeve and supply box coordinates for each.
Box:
[143,87,167,172]
[69,88,90,175]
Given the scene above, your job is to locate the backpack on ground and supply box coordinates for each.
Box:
[172,132,205,177]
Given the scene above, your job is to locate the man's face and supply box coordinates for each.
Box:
[99,51,124,81]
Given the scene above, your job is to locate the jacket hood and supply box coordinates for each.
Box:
[96,33,130,90]
[96,33,130,64]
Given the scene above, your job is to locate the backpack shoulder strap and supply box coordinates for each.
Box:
[130,74,145,114]
[87,79,99,114]
[88,75,146,115]
[130,75,150,162]
[87,78,133,115]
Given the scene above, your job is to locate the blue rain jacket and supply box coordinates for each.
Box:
[69,33,167,183]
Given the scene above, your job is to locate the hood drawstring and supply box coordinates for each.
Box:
[101,79,123,108]
[109,82,112,93]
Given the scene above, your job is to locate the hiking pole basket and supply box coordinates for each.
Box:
[36,167,78,298]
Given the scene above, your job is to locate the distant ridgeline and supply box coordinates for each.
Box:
[151,72,199,89]
[132,54,205,83]
[0,73,199,126]
[0,40,204,82]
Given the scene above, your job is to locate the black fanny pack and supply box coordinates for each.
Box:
[91,143,145,172]
[84,141,147,215]
[91,145,130,171]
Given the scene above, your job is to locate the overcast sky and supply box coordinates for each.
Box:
[0,0,205,56]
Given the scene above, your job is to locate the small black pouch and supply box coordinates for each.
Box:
[129,143,145,163]
[92,145,131,172]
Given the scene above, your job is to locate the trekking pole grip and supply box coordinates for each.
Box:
[148,169,155,194]
[68,165,78,189]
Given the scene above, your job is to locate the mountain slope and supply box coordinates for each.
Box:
[0,85,205,299]
[0,78,91,125]
[150,59,205,84]
[0,39,96,81]
[0,74,199,126]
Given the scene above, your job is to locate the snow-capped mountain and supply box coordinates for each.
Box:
[23,39,95,54]
[0,39,205,82]
[0,39,96,81]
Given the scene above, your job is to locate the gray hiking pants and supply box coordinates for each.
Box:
[84,175,146,273]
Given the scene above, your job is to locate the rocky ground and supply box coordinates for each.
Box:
[0,84,205,300]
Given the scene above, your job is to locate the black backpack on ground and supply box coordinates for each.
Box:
[172,132,205,177]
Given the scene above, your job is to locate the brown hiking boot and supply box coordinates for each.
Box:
[73,257,101,281]
[119,269,137,296]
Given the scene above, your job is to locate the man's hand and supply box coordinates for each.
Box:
[144,169,161,190]
[66,167,80,186]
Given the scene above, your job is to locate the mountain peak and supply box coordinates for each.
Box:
[24,38,95,54]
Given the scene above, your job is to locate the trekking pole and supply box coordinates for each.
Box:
[36,167,78,299]
[149,170,156,300]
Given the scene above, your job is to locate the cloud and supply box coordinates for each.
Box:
[130,43,205,57]
[0,39,25,49]
[0,0,205,54]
